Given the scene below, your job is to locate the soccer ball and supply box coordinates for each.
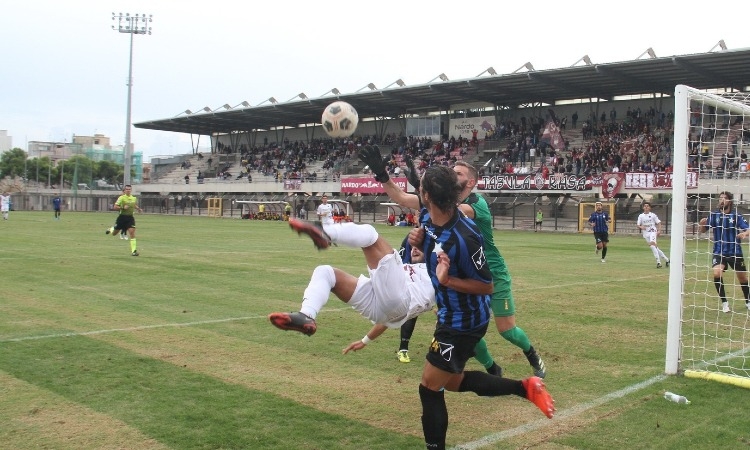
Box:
[321,101,358,138]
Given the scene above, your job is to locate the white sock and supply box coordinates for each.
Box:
[300,265,336,319]
[658,248,669,261]
[322,222,379,248]
[650,246,660,261]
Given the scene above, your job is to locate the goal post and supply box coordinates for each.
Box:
[667,85,750,389]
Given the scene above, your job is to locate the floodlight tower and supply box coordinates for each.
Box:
[112,12,152,185]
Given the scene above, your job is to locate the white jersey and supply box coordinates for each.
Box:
[316,203,334,225]
[347,250,435,328]
[0,195,10,212]
[637,212,660,240]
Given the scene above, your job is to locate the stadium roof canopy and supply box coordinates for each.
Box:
[135,48,750,137]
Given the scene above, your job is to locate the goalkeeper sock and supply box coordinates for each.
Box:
[130,239,137,253]
[472,338,495,369]
[322,222,378,248]
[500,326,532,353]
[300,265,336,319]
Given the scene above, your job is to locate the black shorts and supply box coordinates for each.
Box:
[115,215,136,232]
[712,254,748,272]
[594,232,609,243]
[426,322,489,374]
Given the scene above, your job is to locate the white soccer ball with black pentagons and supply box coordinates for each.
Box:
[321,101,358,138]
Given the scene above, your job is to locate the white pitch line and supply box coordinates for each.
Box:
[452,374,667,450]
[0,307,353,343]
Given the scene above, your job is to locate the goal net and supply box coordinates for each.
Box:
[667,85,750,389]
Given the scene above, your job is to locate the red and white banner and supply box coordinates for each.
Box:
[340,177,408,194]
[623,172,698,189]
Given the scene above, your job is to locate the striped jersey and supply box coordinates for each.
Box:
[588,210,611,233]
[706,210,749,256]
[419,207,492,331]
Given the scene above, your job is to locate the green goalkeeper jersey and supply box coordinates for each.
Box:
[462,192,511,289]
[115,194,138,216]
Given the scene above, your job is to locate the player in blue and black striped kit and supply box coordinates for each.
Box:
[589,201,612,263]
[699,191,750,313]
[410,165,554,449]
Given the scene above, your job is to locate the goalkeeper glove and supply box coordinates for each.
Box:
[358,145,390,183]
[404,155,420,190]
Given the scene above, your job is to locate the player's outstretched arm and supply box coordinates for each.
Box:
[342,323,388,354]
[359,145,420,210]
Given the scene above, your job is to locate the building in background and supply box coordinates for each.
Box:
[27,134,143,183]
[0,130,12,155]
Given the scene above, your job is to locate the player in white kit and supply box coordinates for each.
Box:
[636,201,670,268]
[270,220,436,346]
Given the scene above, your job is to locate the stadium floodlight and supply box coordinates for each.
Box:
[384,79,406,89]
[257,97,278,106]
[428,73,449,83]
[570,55,593,67]
[233,101,251,108]
[215,104,232,111]
[636,47,657,59]
[476,67,497,77]
[111,12,153,185]
[356,83,377,92]
[708,39,728,52]
[512,62,535,73]
[286,92,308,102]
[319,88,340,97]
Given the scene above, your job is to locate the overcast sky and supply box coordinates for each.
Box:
[1,0,747,162]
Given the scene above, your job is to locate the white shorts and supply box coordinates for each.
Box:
[347,250,435,328]
[643,231,657,243]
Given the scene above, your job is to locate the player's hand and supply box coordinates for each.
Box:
[357,145,390,183]
[436,252,451,285]
[342,340,366,354]
[408,227,425,248]
[404,155,420,190]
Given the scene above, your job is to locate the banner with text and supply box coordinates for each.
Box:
[448,117,496,140]
[623,172,698,189]
[340,177,408,194]
[478,173,591,191]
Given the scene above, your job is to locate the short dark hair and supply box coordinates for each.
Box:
[720,191,733,200]
[454,160,478,180]
[421,165,461,213]
[642,201,651,207]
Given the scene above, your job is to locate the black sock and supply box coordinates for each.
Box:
[714,277,726,301]
[419,384,447,450]
[399,317,418,351]
[742,282,749,301]
[602,246,608,259]
[457,371,525,397]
